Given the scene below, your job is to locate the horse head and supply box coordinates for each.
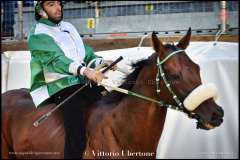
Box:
[151,28,224,130]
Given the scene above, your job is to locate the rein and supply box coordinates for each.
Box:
[100,49,185,112]
[100,47,218,129]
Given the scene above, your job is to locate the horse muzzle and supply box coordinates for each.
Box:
[189,105,224,130]
[183,83,224,130]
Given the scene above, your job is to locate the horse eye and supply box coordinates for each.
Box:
[169,74,181,81]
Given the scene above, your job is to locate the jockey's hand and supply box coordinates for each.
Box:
[104,60,117,71]
[83,68,107,83]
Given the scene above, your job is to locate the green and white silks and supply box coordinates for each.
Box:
[28,18,103,107]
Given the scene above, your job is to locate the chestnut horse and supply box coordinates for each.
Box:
[2,28,224,159]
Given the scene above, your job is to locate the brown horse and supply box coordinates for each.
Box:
[2,28,224,159]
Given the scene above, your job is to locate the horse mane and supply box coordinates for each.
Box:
[99,44,179,105]
[100,56,154,105]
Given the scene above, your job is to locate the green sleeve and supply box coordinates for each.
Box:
[28,34,74,75]
[84,44,103,68]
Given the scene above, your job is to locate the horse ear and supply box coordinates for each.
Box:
[177,27,191,49]
[152,32,166,57]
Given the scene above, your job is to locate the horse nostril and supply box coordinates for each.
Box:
[216,118,223,126]
[211,112,223,126]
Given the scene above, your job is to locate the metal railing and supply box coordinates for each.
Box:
[1,1,239,41]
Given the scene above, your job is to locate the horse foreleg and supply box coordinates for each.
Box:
[1,133,15,159]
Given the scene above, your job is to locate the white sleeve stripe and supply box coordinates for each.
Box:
[80,66,87,76]
[69,62,82,75]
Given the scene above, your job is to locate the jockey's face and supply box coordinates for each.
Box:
[42,1,62,23]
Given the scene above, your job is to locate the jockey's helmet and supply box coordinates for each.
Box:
[35,1,63,21]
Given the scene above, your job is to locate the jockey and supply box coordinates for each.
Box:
[28,1,113,158]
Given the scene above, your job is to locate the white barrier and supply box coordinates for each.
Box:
[1,54,9,93]
[1,51,31,93]
[1,42,238,158]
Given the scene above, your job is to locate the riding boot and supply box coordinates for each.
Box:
[63,97,87,159]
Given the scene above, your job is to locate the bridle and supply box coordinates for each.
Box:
[99,47,218,129]
[155,49,185,112]
[154,48,217,129]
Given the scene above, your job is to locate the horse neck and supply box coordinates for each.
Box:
[115,64,167,152]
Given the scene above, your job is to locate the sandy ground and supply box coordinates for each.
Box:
[1,35,238,53]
